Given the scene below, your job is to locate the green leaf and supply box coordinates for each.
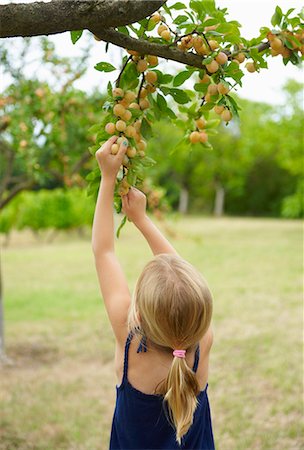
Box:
[120,62,139,90]
[194,83,208,93]
[141,118,153,139]
[107,81,113,98]
[114,195,122,214]
[168,88,191,104]
[151,70,172,85]
[271,6,283,27]
[126,170,137,185]
[140,156,156,167]
[173,15,189,25]
[171,2,186,10]
[70,30,83,45]
[157,93,168,111]
[94,62,116,72]
[116,215,127,238]
[88,123,101,134]
[167,109,177,119]
[205,119,220,129]
[173,70,193,87]
[285,8,295,17]
[189,0,204,16]
[162,3,172,17]
[117,26,129,35]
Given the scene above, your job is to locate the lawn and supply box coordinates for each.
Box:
[0,216,302,450]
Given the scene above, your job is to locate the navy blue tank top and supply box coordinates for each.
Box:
[109,330,215,449]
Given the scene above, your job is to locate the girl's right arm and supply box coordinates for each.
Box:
[122,187,177,256]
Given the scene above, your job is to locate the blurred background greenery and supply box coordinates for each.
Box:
[0,35,303,450]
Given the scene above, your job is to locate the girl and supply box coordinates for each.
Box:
[92,135,215,449]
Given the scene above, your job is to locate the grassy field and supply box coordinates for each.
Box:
[0,216,302,450]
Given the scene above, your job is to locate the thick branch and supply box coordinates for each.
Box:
[0,0,165,39]
[91,27,271,70]
[91,27,206,68]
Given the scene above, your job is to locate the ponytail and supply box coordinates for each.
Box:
[158,355,201,445]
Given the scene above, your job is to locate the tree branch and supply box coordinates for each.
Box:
[91,27,206,68]
[0,0,166,39]
[91,27,272,70]
[0,180,36,210]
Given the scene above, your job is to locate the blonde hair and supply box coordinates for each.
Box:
[127,253,213,445]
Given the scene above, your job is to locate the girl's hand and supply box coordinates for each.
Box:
[122,187,147,224]
[95,136,128,180]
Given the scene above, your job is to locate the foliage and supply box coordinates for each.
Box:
[0,38,102,210]
[0,188,95,238]
[72,3,303,229]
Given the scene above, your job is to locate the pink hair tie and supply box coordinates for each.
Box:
[173,349,186,358]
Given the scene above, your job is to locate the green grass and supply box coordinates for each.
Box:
[0,216,303,450]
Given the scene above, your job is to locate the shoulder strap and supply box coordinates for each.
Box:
[192,343,200,373]
[122,331,134,382]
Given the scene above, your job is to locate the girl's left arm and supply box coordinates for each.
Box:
[92,136,130,344]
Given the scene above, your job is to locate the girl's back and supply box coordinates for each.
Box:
[110,328,215,449]
[115,327,213,396]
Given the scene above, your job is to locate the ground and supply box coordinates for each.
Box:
[0,216,302,450]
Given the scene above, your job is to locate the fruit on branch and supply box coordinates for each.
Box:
[122,155,129,167]
[195,117,206,129]
[181,35,194,49]
[137,59,148,72]
[139,87,148,98]
[112,87,124,98]
[217,82,229,95]
[137,139,146,151]
[207,84,218,95]
[124,90,136,103]
[139,98,150,109]
[151,12,161,24]
[199,73,211,83]
[113,103,126,117]
[161,29,171,41]
[146,70,157,84]
[147,55,158,66]
[245,62,256,73]
[234,52,246,63]
[129,102,140,110]
[215,52,228,65]
[199,131,208,143]
[146,84,156,93]
[270,37,284,52]
[157,24,167,35]
[125,125,137,138]
[209,40,219,51]
[214,105,225,115]
[204,93,211,102]
[221,109,232,122]
[122,110,132,121]
[105,122,116,134]
[193,36,203,52]
[111,143,119,155]
[126,146,137,158]
[189,131,201,143]
[206,60,219,73]
[116,120,127,131]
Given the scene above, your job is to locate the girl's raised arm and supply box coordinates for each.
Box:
[92,136,130,344]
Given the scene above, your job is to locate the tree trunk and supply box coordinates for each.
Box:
[214,183,225,217]
[178,187,189,214]
[0,247,13,365]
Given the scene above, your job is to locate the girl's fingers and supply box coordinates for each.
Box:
[100,136,118,154]
[117,138,128,161]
